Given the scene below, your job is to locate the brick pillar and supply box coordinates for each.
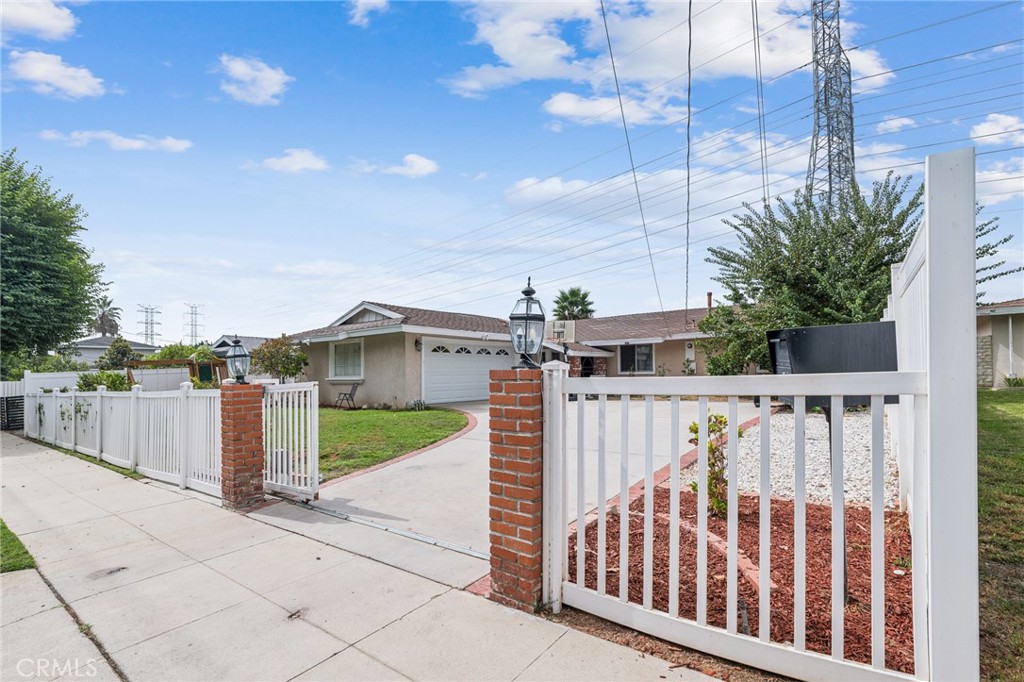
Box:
[488,368,544,611]
[221,382,265,511]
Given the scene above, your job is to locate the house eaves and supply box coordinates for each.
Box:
[581,337,665,347]
[297,324,512,345]
[329,302,404,327]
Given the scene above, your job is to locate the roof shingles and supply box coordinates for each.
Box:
[289,302,508,342]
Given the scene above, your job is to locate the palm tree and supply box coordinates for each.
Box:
[94,296,122,336]
[553,287,595,320]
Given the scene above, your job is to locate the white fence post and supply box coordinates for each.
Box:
[128,385,141,472]
[71,390,78,452]
[95,386,106,459]
[923,147,979,680]
[52,390,58,444]
[542,360,568,613]
[179,382,191,489]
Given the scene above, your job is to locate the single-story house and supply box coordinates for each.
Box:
[72,335,159,367]
[290,302,512,406]
[210,335,270,358]
[977,297,1023,387]
[541,304,713,377]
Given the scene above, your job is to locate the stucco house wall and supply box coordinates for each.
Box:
[305,332,414,408]
[602,340,707,377]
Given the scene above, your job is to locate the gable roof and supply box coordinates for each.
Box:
[74,335,160,351]
[211,335,270,353]
[572,306,711,344]
[977,297,1024,315]
[290,302,509,342]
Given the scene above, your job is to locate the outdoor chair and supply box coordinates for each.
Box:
[334,384,358,409]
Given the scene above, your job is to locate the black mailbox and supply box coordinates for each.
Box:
[766,320,899,409]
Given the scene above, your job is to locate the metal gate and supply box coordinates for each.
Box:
[263,382,319,501]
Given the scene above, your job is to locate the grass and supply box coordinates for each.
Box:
[27,439,144,480]
[1,518,36,572]
[978,388,1024,681]
[318,407,468,480]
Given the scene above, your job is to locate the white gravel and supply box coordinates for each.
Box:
[681,411,901,507]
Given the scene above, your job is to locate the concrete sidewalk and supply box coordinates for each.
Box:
[1,433,716,682]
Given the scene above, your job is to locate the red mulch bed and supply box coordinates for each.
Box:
[567,488,915,674]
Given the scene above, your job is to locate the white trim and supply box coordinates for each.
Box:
[329,302,403,327]
[977,305,1024,316]
[303,324,511,345]
[618,343,656,375]
[328,339,364,381]
[583,337,664,347]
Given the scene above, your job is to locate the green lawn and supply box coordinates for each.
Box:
[1,518,36,573]
[318,407,468,480]
[978,389,1024,681]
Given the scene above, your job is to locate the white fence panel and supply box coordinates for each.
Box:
[99,393,132,468]
[24,393,40,439]
[23,370,125,393]
[134,389,182,485]
[132,367,191,391]
[1,380,24,397]
[263,382,319,501]
[73,393,101,457]
[184,389,222,496]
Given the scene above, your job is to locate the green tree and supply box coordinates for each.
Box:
[552,287,595,320]
[0,149,104,358]
[93,296,122,337]
[95,336,142,370]
[975,209,1023,302]
[0,345,89,380]
[699,175,920,374]
[250,335,308,381]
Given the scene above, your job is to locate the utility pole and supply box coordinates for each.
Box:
[184,303,204,346]
[137,305,162,346]
[806,0,856,207]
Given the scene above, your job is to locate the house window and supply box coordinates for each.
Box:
[495,349,510,356]
[330,340,363,380]
[476,348,491,355]
[455,347,471,354]
[431,345,450,353]
[619,344,654,374]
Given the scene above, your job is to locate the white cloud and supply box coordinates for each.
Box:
[446,0,893,125]
[1,1,78,42]
[977,157,1024,206]
[217,54,293,106]
[875,116,915,135]
[40,129,193,152]
[349,0,388,27]
[355,153,440,178]
[971,114,1024,146]
[7,50,104,98]
[543,91,685,126]
[249,148,330,173]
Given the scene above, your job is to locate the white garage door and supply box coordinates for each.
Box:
[422,337,514,404]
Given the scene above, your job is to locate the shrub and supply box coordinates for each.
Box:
[1004,376,1024,388]
[77,371,132,392]
[688,413,743,518]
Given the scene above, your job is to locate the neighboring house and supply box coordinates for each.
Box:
[542,304,713,377]
[72,336,159,367]
[289,302,512,406]
[976,298,1023,387]
[210,335,270,358]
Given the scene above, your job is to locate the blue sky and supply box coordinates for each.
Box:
[3,0,1022,342]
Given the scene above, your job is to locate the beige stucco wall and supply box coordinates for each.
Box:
[602,340,708,377]
[992,313,1023,385]
[304,332,417,408]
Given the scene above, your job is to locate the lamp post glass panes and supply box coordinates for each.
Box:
[225,336,251,383]
[509,278,546,368]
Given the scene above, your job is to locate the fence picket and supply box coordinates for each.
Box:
[576,395,585,588]
[870,396,885,669]
[831,395,845,660]
[619,393,629,603]
[794,396,807,652]
[759,395,771,642]
[726,396,739,635]
[697,396,708,626]
[669,396,680,618]
[643,396,654,611]
[597,395,607,597]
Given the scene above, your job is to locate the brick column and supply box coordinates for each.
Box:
[221,382,265,511]
[488,368,544,612]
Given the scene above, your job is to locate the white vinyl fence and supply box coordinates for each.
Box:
[541,147,978,682]
[0,381,24,398]
[263,382,319,501]
[25,383,223,497]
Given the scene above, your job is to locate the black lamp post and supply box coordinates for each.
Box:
[509,278,546,369]
[224,336,251,383]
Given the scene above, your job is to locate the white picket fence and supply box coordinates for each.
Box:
[25,383,223,497]
[263,382,319,501]
[541,147,978,681]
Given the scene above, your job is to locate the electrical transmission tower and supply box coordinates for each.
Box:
[184,303,204,345]
[137,305,162,345]
[806,0,856,206]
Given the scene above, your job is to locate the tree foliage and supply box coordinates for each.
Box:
[0,149,104,356]
[93,296,122,337]
[250,335,308,380]
[699,175,921,374]
[148,343,217,365]
[95,336,142,370]
[552,287,595,320]
[0,346,89,381]
[975,209,1023,302]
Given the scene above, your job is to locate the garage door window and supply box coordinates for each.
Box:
[331,340,362,380]
[619,344,654,374]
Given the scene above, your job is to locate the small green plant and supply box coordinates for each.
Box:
[190,377,219,389]
[894,556,912,569]
[1003,376,1024,388]
[688,413,743,518]
[77,371,132,392]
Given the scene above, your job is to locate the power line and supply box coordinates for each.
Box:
[599,0,666,319]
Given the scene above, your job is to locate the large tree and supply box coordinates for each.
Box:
[552,287,595,320]
[95,336,142,370]
[699,174,920,374]
[93,296,122,337]
[1,150,104,359]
